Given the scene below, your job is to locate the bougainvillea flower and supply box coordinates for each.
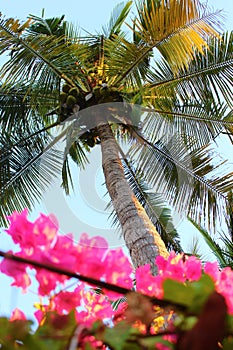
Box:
[0,251,31,291]
[10,308,27,321]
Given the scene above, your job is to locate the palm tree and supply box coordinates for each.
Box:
[0,0,232,273]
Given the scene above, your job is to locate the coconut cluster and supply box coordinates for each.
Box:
[59,84,83,121]
[58,83,130,148]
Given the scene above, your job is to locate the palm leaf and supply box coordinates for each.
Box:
[0,130,62,227]
[0,82,58,135]
[223,111,233,139]
[183,235,205,260]
[189,218,232,268]
[134,0,223,72]
[129,130,233,233]
[0,16,92,92]
[140,101,231,149]
[110,0,224,86]
[102,1,132,38]
[147,31,233,109]
[26,14,66,36]
[62,141,90,194]
[226,191,233,240]
[105,36,151,88]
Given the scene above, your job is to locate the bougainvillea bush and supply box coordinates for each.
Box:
[0,210,233,349]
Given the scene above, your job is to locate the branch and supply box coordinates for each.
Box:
[0,250,186,310]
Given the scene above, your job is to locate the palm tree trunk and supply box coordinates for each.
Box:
[97,122,169,274]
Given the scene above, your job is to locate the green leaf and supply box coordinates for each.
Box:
[163,274,215,314]
[102,1,132,38]
[35,310,77,350]
[163,279,195,308]
[140,335,174,349]
[0,317,41,350]
[96,321,133,350]
[226,315,233,333]
[177,315,198,332]
[223,336,233,350]
[188,274,215,314]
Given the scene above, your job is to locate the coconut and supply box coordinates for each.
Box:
[69,87,80,97]
[59,92,67,103]
[66,95,77,106]
[62,84,71,93]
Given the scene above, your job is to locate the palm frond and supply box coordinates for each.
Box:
[124,164,183,252]
[223,111,233,140]
[147,31,233,109]
[0,83,58,136]
[26,14,66,36]
[225,191,233,240]
[65,21,81,43]
[184,235,202,260]
[62,141,89,195]
[129,130,233,233]
[0,16,93,92]
[0,18,69,84]
[0,131,62,227]
[188,147,233,232]
[102,1,132,38]
[140,101,231,149]
[111,297,127,310]
[106,36,152,88]
[188,218,232,268]
[134,0,223,72]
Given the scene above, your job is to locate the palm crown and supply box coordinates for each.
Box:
[0,0,232,271]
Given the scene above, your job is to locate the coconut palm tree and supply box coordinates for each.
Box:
[0,0,232,273]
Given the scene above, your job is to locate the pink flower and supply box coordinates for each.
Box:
[104,248,133,297]
[34,309,44,324]
[34,304,52,324]
[166,261,185,282]
[44,234,79,268]
[0,252,31,291]
[75,233,109,279]
[76,291,114,327]
[53,288,82,314]
[6,209,34,249]
[10,308,27,321]
[156,344,171,350]
[204,261,220,282]
[136,264,163,298]
[184,256,202,281]
[32,213,58,247]
[216,267,233,314]
[78,233,109,250]
[36,268,68,296]
[156,253,185,283]
[156,255,168,272]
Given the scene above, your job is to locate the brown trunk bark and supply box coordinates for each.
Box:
[97,122,169,274]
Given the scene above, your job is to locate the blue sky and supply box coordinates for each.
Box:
[0,0,232,31]
[0,0,232,320]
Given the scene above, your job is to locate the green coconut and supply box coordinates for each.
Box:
[66,95,77,106]
[62,84,71,93]
[68,87,80,98]
[59,92,67,103]
[93,86,101,100]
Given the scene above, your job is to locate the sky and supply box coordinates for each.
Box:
[0,0,232,320]
[0,0,232,30]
